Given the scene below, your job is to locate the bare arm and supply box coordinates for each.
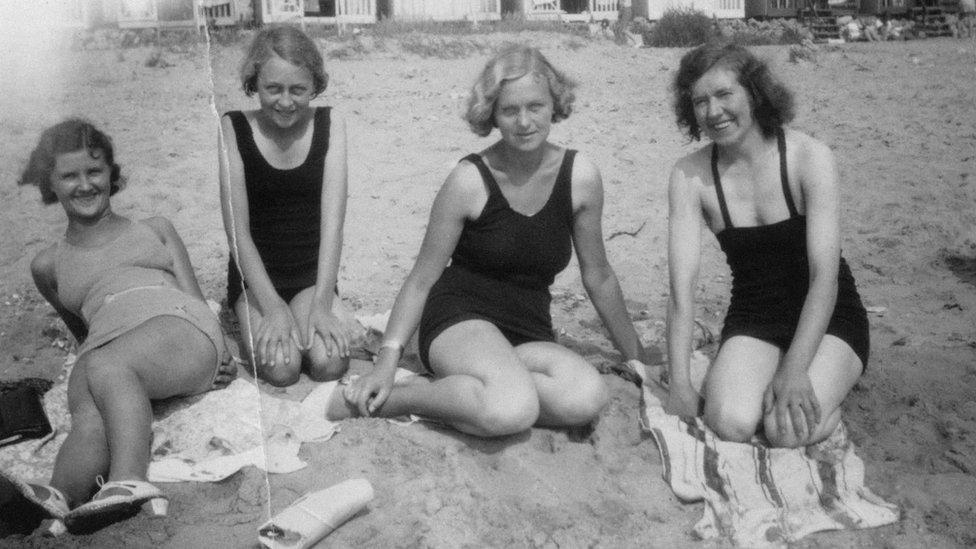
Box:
[666,159,704,415]
[305,110,350,355]
[345,161,482,415]
[312,110,348,308]
[764,133,842,439]
[143,217,206,302]
[570,154,647,363]
[784,136,841,374]
[31,247,88,344]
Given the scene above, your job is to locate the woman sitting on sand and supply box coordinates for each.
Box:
[220,25,356,387]
[4,119,236,533]
[324,45,650,437]
[665,43,869,448]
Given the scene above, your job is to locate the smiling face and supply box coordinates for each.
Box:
[51,149,113,220]
[493,73,554,153]
[690,65,757,146]
[256,54,315,130]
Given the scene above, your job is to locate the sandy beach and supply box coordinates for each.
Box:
[0,31,975,547]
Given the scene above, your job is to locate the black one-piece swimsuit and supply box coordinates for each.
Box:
[225,107,331,305]
[418,150,577,371]
[713,128,870,368]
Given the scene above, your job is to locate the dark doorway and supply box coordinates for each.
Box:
[377,0,392,19]
[305,0,337,16]
[561,0,589,13]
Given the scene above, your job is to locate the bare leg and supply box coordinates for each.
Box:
[83,317,216,488]
[331,320,540,437]
[702,336,781,443]
[515,342,609,427]
[234,290,302,387]
[763,335,862,448]
[49,359,110,508]
[289,288,351,382]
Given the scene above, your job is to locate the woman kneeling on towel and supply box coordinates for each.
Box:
[3,119,237,534]
[665,43,869,448]
[325,45,650,436]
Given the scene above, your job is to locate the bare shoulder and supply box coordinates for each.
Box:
[784,128,836,187]
[784,128,832,162]
[669,146,711,193]
[141,216,177,242]
[30,243,58,281]
[446,156,488,198]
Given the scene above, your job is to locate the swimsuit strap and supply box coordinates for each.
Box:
[710,144,734,228]
[462,153,504,200]
[777,127,800,218]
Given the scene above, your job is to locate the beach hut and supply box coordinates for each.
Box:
[199,0,253,26]
[252,0,304,24]
[116,0,203,28]
[638,0,745,19]
[507,0,619,22]
[371,0,502,23]
[303,0,377,24]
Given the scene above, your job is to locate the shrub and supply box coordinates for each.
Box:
[645,8,715,47]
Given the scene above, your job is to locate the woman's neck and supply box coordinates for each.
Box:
[255,108,314,146]
[493,141,548,185]
[716,126,774,166]
[65,210,125,246]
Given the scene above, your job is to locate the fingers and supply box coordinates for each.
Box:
[762,386,775,418]
[789,401,808,442]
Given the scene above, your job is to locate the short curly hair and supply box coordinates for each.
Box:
[672,43,795,141]
[464,44,576,137]
[240,25,328,97]
[19,118,125,205]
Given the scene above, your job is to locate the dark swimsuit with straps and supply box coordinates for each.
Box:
[225,107,331,305]
[712,128,870,369]
[417,150,577,372]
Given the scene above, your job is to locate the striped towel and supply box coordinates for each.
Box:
[633,362,899,546]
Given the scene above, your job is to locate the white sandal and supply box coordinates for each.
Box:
[0,470,69,519]
[65,478,168,533]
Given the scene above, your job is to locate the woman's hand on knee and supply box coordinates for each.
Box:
[256,304,302,368]
[305,306,349,359]
[763,369,821,444]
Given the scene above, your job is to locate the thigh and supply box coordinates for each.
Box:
[515,341,608,424]
[704,336,782,421]
[427,320,535,392]
[91,316,217,399]
[805,334,862,415]
[515,341,598,384]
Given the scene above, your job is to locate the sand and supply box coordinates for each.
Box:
[0,32,975,548]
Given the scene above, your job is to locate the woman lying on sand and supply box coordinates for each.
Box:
[3,119,236,534]
[665,43,869,448]
[322,45,650,436]
[219,25,357,387]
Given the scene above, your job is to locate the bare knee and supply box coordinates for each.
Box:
[304,351,349,382]
[258,351,302,387]
[476,388,539,437]
[550,373,609,426]
[704,399,760,443]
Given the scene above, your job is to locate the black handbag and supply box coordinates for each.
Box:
[0,382,53,447]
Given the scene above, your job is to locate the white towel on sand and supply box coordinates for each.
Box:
[632,361,899,546]
[0,362,339,484]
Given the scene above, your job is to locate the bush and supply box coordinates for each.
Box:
[645,8,715,47]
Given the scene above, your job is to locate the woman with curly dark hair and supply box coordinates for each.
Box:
[665,43,869,448]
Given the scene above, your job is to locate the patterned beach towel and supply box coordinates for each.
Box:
[633,362,899,546]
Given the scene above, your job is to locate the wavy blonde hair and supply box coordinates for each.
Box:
[464,44,576,137]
